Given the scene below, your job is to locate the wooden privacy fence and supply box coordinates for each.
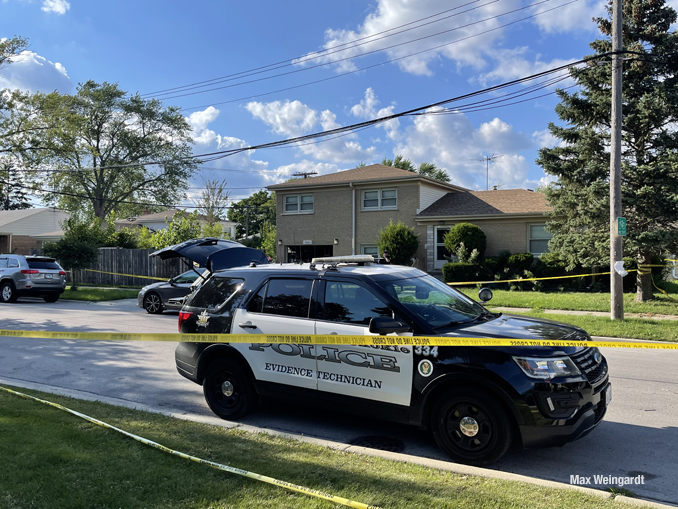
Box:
[71,248,190,287]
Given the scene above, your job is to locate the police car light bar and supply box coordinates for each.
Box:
[311,255,375,264]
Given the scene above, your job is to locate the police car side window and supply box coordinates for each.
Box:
[323,282,392,325]
[189,277,244,312]
[248,283,267,313]
[261,279,313,318]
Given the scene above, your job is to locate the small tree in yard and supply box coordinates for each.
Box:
[376,220,419,265]
[537,0,678,301]
[444,223,487,261]
[151,211,202,249]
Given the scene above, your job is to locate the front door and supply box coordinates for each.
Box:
[434,227,451,269]
[315,279,413,406]
[231,278,318,390]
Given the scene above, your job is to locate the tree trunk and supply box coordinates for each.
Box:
[635,251,654,302]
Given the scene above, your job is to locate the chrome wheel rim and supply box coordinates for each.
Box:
[145,294,161,312]
[1,286,11,301]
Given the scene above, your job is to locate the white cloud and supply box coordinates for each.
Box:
[292,0,519,76]
[533,128,566,148]
[394,107,536,189]
[245,100,317,137]
[0,50,73,93]
[245,98,376,163]
[41,0,70,14]
[350,87,400,140]
[533,0,606,34]
[185,106,221,145]
[476,47,577,86]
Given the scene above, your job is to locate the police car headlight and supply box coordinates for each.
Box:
[512,356,581,380]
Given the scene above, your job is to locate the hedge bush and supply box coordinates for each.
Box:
[443,223,486,259]
[376,220,419,265]
[442,262,485,283]
[507,252,534,273]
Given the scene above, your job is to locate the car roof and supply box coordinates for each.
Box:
[212,262,426,281]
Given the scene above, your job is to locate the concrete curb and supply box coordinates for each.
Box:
[1,376,675,508]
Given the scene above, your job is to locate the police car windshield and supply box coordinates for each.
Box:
[376,275,487,328]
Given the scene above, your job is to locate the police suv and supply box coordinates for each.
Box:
[175,255,611,466]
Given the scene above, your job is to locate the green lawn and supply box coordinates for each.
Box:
[0,386,618,509]
[458,282,678,315]
[62,288,139,301]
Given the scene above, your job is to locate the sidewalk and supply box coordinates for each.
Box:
[492,307,678,321]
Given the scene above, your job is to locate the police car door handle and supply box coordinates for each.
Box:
[238,322,258,329]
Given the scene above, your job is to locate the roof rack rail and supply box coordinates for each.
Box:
[311,255,374,266]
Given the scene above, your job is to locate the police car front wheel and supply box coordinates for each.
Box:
[203,358,256,420]
[431,388,512,466]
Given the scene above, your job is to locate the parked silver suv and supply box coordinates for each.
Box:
[0,255,67,303]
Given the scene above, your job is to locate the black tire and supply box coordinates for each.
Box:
[0,281,17,303]
[143,292,163,314]
[431,387,512,466]
[44,295,59,303]
[203,358,256,420]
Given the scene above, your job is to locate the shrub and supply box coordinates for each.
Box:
[443,223,486,260]
[507,252,534,273]
[442,262,484,283]
[497,249,511,261]
[482,255,507,277]
[376,220,419,265]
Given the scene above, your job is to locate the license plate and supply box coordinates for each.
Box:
[45,274,53,279]
[606,385,612,406]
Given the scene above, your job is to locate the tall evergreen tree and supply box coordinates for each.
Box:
[537,0,678,301]
[0,160,32,210]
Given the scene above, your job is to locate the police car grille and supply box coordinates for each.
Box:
[569,348,607,384]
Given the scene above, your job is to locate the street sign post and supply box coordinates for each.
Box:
[618,217,627,236]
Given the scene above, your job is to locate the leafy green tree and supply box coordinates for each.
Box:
[151,211,201,249]
[537,0,678,301]
[0,36,28,71]
[261,222,277,258]
[37,81,197,220]
[135,226,155,249]
[192,177,230,224]
[227,190,276,238]
[381,155,450,182]
[444,223,487,260]
[376,220,419,265]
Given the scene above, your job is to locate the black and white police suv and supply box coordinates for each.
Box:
[175,255,611,466]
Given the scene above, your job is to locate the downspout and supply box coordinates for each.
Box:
[350,183,355,255]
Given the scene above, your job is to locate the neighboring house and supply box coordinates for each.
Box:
[0,208,71,255]
[268,164,553,272]
[267,164,468,266]
[416,189,553,270]
[114,209,238,239]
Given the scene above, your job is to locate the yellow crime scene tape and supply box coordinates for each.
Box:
[84,269,167,281]
[1,329,677,349]
[445,269,621,286]
[0,386,381,509]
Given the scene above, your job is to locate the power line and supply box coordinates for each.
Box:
[158,0,564,102]
[142,0,496,97]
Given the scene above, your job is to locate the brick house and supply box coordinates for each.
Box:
[268,164,554,272]
[0,208,71,255]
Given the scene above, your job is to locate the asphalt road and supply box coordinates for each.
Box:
[1,298,677,504]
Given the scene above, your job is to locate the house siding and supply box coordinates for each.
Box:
[0,209,70,236]
[419,183,450,213]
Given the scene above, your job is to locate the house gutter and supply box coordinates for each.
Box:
[350,183,355,255]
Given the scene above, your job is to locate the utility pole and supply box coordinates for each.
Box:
[610,0,624,320]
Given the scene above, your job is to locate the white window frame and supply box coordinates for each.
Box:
[528,223,552,256]
[360,244,380,261]
[283,193,314,214]
[361,188,397,211]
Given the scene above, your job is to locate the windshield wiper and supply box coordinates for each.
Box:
[434,320,472,330]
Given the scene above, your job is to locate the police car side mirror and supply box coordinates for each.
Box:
[369,316,412,335]
[478,287,493,303]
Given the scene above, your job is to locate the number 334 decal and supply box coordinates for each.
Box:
[414,346,439,358]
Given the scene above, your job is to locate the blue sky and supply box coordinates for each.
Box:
[4,0,667,206]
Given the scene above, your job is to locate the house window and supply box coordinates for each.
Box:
[360,244,379,261]
[362,189,397,210]
[529,224,552,255]
[284,194,314,214]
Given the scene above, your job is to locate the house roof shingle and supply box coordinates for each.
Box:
[267,164,468,191]
[418,189,552,217]
[114,209,237,227]
[0,208,45,227]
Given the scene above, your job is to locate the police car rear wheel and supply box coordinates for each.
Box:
[203,358,255,420]
[431,388,511,466]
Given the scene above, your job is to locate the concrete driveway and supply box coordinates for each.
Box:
[1,298,677,504]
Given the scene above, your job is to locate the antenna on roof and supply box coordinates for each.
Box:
[293,171,318,179]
